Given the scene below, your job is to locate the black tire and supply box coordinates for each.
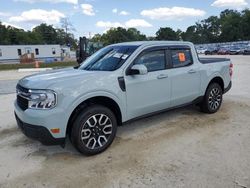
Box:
[70,104,117,155]
[200,83,223,114]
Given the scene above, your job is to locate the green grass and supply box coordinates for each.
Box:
[0,61,78,71]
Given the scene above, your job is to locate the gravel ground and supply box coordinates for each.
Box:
[0,55,249,188]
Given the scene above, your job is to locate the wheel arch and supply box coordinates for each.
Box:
[66,96,123,136]
[205,76,224,94]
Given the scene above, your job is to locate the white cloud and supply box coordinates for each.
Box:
[9,9,65,24]
[112,9,130,16]
[141,6,206,20]
[81,4,95,16]
[0,12,11,17]
[125,19,152,27]
[120,11,130,16]
[14,0,78,4]
[2,22,24,30]
[211,0,248,7]
[112,8,118,13]
[73,5,79,10]
[96,19,152,29]
[96,21,123,28]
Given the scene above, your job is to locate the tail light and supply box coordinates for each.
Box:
[229,63,233,77]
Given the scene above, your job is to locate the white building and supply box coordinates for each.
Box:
[0,45,64,64]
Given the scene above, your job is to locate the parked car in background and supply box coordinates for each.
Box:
[243,47,250,55]
[14,41,232,155]
[205,48,218,55]
[196,48,207,54]
[228,47,242,55]
[217,48,230,55]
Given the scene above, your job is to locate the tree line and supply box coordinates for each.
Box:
[91,9,250,45]
[0,9,250,47]
[0,18,77,48]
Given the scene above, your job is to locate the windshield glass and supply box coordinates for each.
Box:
[79,45,139,71]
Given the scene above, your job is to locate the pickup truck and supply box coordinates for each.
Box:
[14,41,232,155]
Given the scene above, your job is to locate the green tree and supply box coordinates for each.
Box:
[201,16,221,43]
[241,9,250,40]
[126,28,147,41]
[220,9,243,42]
[32,23,58,44]
[91,27,146,45]
[155,27,178,40]
[0,22,10,44]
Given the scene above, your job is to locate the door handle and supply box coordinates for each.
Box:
[157,74,168,79]
[188,69,196,74]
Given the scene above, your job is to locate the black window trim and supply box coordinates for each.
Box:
[126,46,170,75]
[125,45,194,75]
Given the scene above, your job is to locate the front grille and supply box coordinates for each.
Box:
[16,84,29,111]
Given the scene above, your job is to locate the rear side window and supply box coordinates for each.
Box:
[171,49,192,68]
[135,50,165,72]
[0,49,2,57]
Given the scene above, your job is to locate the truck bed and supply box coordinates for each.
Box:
[199,58,230,64]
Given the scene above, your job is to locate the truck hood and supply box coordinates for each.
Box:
[18,68,100,89]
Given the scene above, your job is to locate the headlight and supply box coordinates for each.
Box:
[28,90,57,109]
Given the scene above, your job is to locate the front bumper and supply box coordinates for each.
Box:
[15,113,65,145]
[14,99,68,145]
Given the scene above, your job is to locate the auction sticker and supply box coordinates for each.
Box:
[178,53,186,62]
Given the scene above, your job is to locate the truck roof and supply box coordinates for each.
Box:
[112,41,193,47]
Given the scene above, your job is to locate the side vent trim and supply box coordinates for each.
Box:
[118,77,126,92]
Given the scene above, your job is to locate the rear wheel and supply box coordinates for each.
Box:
[71,105,117,155]
[200,83,223,113]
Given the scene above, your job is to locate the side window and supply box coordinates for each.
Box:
[17,49,22,56]
[171,49,192,68]
[134,50,166,72]
[0,49,2,57]
[35,48,39,55]
[52,48,56,55]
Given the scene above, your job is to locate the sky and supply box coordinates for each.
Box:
[0,0,249,38]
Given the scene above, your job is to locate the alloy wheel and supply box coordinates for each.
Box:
[81,114,113,149]
[208,87,222,110]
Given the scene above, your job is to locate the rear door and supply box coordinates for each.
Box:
[125,47,171,119]
[168,46,201,106]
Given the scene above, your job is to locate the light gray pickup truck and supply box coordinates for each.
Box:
[14,41,232,155]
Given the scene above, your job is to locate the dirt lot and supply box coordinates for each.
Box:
[0,55,250,188]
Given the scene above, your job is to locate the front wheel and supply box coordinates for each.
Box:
[71,105,117,155]
[200,83,223,114]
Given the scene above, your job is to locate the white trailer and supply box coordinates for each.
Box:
[0,45,62,64]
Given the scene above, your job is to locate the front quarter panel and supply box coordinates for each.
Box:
[48,71,126,136]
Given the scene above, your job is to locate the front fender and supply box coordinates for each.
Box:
[67,90,126,123]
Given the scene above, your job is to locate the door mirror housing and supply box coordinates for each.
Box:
[128,64,148,75]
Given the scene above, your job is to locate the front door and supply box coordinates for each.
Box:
[125,49,171,119]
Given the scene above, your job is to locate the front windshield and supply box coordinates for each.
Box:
[79,45,139,71]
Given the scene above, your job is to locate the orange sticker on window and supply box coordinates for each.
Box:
[178,53,186,62]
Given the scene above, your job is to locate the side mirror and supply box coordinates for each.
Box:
[129,64,148,75]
